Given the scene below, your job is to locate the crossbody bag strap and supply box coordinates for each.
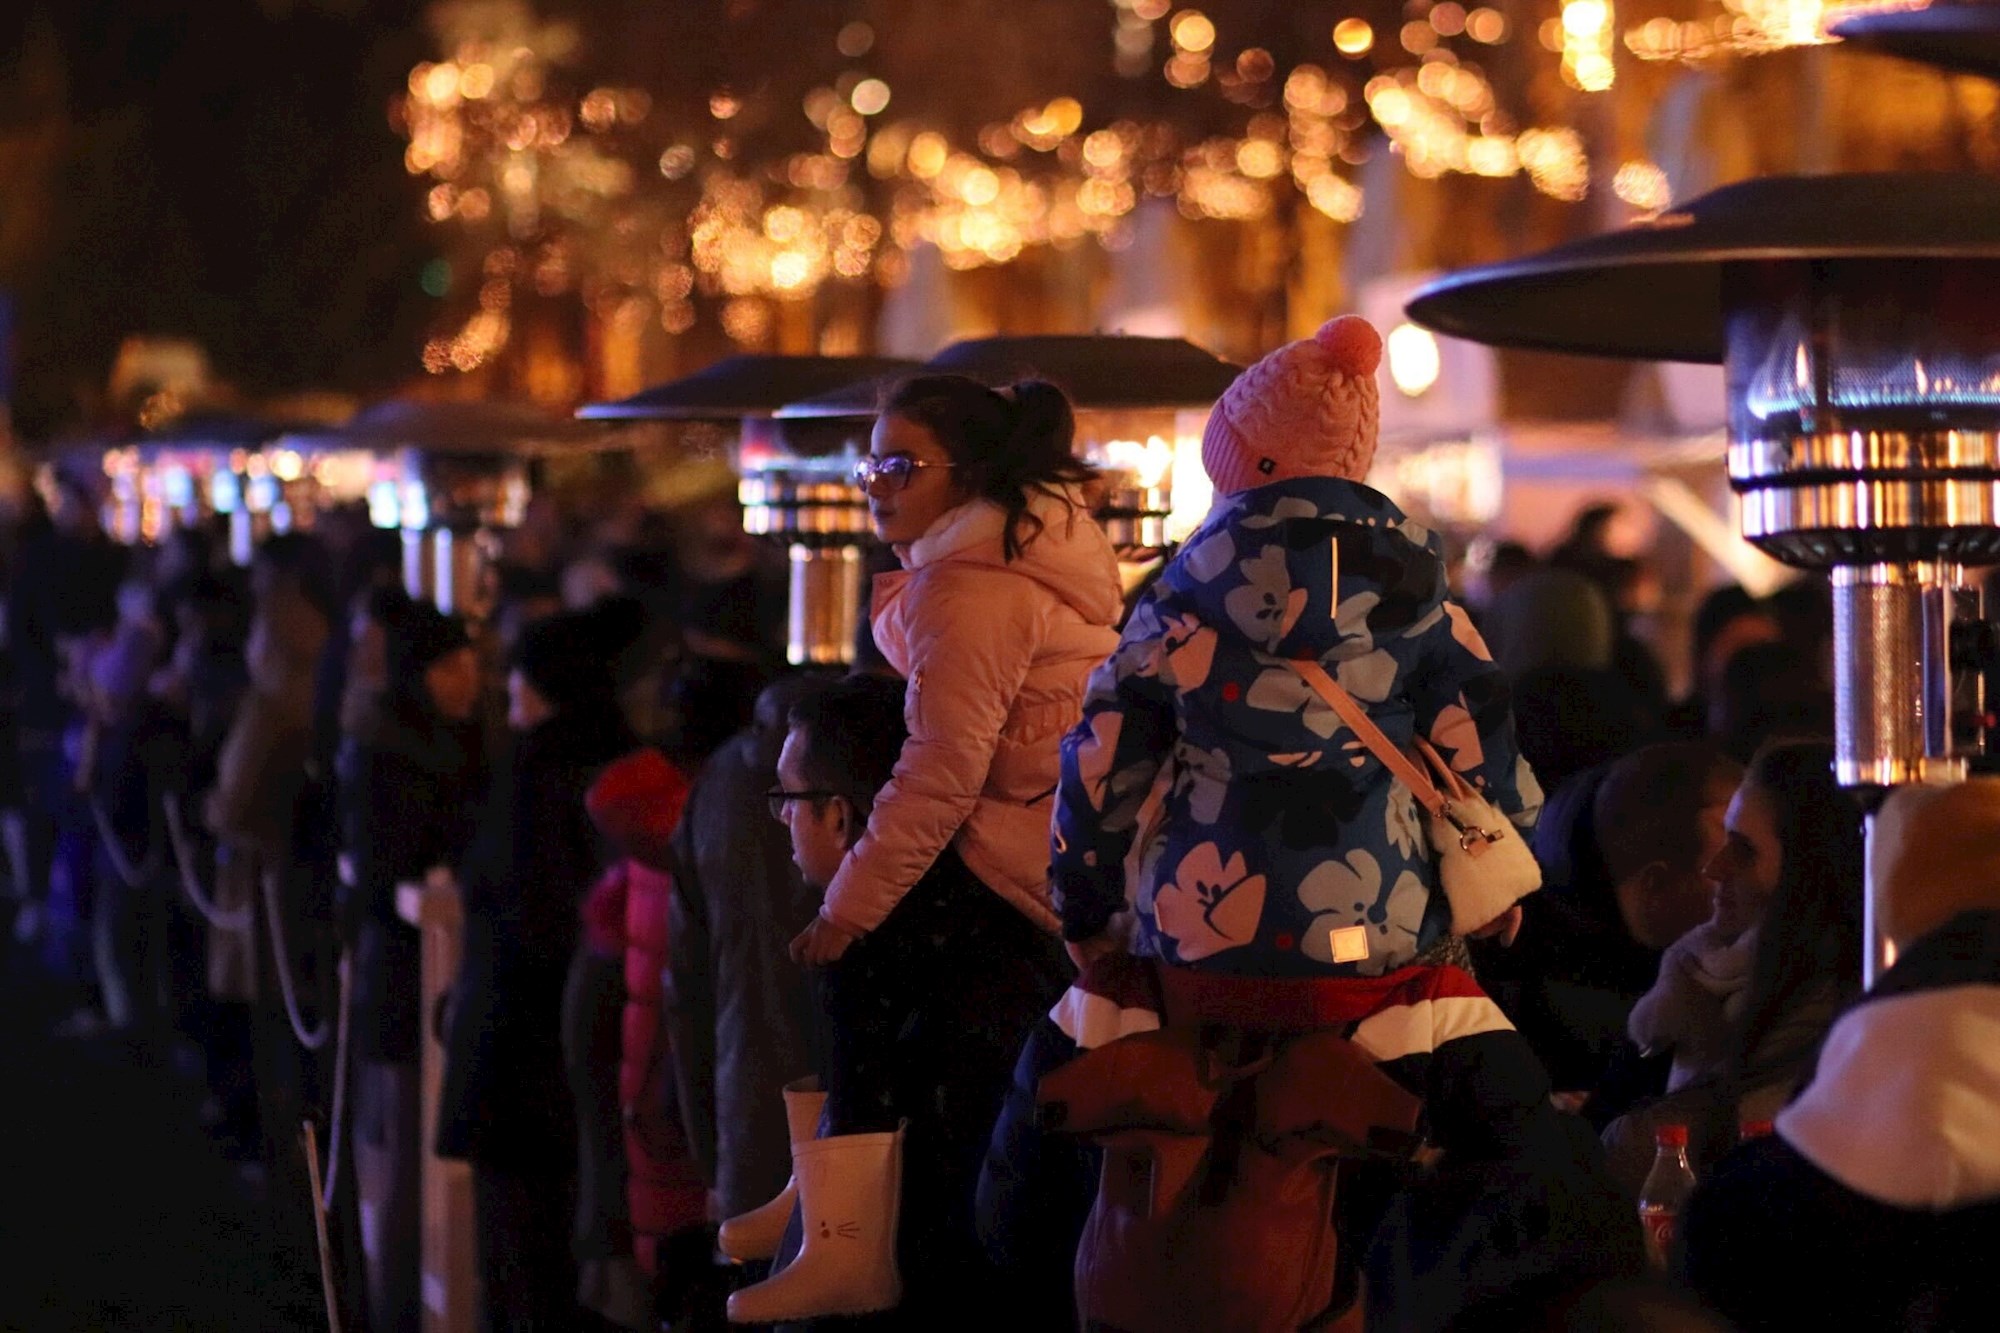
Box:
[1286,660,1447,818]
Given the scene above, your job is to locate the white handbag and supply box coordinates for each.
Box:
[1288,660,1540,936]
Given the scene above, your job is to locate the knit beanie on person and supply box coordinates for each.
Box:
[1200,314,1383,497]
[1868,778,2000,950]
[387,601,470,681]
[511,596,646,713]
[585,747,689,873]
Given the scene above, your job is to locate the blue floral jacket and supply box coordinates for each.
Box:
[1052,476,1542,977]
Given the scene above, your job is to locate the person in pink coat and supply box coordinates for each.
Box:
[579,748,709,1319]
[726,375,1122,1325]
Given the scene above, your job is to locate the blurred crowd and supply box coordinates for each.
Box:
[0,325,1994,1333]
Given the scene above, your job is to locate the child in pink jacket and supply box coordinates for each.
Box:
[726,375,1122,1324]
[576,748,708,1323]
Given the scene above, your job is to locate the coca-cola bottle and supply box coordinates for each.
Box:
[1638,1123,1696,1269]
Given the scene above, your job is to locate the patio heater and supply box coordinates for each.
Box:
[579,355,917,667]
[296,400,584,616]
[780,334,1243,585]
[1830,1,2000,81]
[1407,171,2000,981]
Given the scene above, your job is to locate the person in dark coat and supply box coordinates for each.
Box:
[664,674,830,1222]
[339,602,485,1333]
[1475,744,1739,1126]
[437,598,642,1333]
[8,468,129,944]
[1682,779,2000,1333]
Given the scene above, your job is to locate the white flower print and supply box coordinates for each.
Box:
[1510,755,1545,827]
[1224,545,1308,651]
[1336,650,1397,703]
[1297,849,1427,974]
[1180,526,1237,583]
[1172,742,1232,825]
[1384,784,1425,860]
[1427,697,1487,775]
[1444,602,1494,662]
[1403,603,1447,641]
[1070,710,1125,813]
[1244,667,1340,739]
[1239,495,1324,529]
[1159,613,1218,694]
[1333,591,1379,644]
[1153,842,1266,962]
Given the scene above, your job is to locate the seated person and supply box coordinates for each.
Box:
[1479,743,1739,1124]
[1682,779,2000,1332]
[1600,741,1863,1196]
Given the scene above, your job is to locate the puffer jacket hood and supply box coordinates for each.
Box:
[1053,474,1541,978]
[822,487,1121,935]
[889,487,1125,629]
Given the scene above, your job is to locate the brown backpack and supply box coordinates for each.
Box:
[1039,1024,1423,1333]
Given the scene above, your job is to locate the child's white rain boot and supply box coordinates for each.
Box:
[717,1077,826,1263]
[725,1124,903,1324]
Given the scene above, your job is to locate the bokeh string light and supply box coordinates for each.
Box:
[398,0,1921,366]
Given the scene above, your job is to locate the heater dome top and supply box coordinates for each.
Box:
[1405,172,2000,365]
[577,355,920,422]
[1831,3,2000,82]
[777,333,1243,418]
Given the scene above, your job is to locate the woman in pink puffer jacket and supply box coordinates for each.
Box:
[792,375,1125,959]
[737,374,1121,1324]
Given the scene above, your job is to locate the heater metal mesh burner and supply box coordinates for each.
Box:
[1408,173,2000,791]
[1723,257,2000,569]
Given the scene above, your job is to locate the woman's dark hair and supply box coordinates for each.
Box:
[1723,739,1864,1084]
[879,373,1096,561]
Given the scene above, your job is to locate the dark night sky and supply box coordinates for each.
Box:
[0,0,438,438]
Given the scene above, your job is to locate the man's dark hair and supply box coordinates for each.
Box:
[1593,741,1743,883]
[785,674,909,823]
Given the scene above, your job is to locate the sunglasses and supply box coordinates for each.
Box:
[852,454,955,494]
[767,787,840,821]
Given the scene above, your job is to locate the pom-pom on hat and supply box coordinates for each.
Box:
[1200,315,1383,496]
[586,747,690,872]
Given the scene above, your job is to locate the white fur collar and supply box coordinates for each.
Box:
[1778,985,2000,1210]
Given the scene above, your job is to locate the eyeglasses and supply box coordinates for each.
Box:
[767,787,840,821]
[852,455,955,494]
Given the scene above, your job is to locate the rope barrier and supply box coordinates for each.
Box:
[88,795,164,890]
[320,950,353,1209]
[159,792,350,1203]
[161,795,251,932]
[260,861,332,1051]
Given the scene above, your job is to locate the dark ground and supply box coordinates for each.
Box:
[0,899,324,1333]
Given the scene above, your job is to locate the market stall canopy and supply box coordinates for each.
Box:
[576,354,920,421]
[1831,2,2000,81]
[777,334,1243,418]
[1403,172,2000,363]
[284,398,613,456]
[136,410,324,452]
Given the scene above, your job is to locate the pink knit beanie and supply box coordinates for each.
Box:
[1200,315,1383,496]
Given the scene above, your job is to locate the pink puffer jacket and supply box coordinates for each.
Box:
[822,488,1123,935]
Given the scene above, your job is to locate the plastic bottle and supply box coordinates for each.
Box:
[1638,1123,1696,1269]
